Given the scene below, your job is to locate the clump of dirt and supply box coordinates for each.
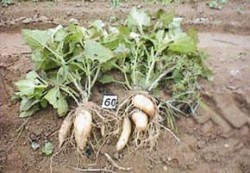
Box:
[1,1,250,173]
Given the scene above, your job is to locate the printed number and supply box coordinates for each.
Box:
[104,98,116,107]
[102,95,118,109]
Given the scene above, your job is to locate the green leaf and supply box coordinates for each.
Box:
[168,17,183,35]
[114,43,130,55]
[98,74,116,84]
[168,34,197,54]
[15,71,47,96]
[22,29,50,51]
[19,105,39,118]
[156,9,175,26]
[127,7,151,31]
[187,28,199,45]
[42,142,53,156]
[20,97,40,112]
[44,87,68,116]
[56,66,69,84]
[91,20,105,31]
[84,40,114,63]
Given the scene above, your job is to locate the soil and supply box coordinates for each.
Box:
[1,0,250,173]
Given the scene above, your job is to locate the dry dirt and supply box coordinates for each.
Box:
[0,0,250,173]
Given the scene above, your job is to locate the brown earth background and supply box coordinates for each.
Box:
[0,0,250,173]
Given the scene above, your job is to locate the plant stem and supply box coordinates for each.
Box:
[131,45,140,86]
[148,66,175,91]
[90,65,101,88]
[145,59,155,87]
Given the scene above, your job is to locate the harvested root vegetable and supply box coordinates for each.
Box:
[132,94,155,117]
[58,114,73,148]
[131,110,148,131]
[74,109,92,150]
[100,124,106,137]
[116,117,132,151]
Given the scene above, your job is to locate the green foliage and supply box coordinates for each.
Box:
[16,24,116,117]
[1,0,12,7]
[111,0,120,7]
[42,142,53,156]
[208,0,228,9]
[15,8,211,123]
[97,8,211,117]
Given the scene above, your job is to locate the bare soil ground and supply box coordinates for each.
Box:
[0,0,250,173]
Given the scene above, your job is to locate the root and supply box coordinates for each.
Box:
[133,119,161,151]
[50,140,69,173]
[72,167,117,173]
[159,124,180,142]
[5,117,30,153]
[104,153,132,171]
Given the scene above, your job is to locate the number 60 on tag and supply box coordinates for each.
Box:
[101,95,118,109]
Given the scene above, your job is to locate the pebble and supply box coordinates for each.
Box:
[22,18,32,24]
[224,143,229,148]
[69,18,79,24]
[38,16,48,22]
[33,14,39,19]
[10,20,15,25]
[15,17,26,22]
[230,69,240,77]
[197,141,206,149]
[137,5,142,9]
[163,166,168,171]
[31,142,40,151]
[66,12,72,16]
[167,156,172,161]
[113,152,119,160]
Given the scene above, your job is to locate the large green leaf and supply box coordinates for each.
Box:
[15,71,47,96]
[168,34,197,54]
[127,7,151,31]
[22,29,50,51]
[44,87,68,116]
[84,40,114,63]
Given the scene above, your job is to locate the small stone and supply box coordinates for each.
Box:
[22,18,32,24]
[224,144,229,148]
[137,5,142,9]
[167,156,172,161]
[69,18,79,24]
[201,120,214,133]
[15,17,26,22]
[163,166,168,172]
[226,85,239,90]
[33,14,39,19]
[38,16,48,22]
[113,152,119,160]
[76,3,81,7]
[31,142,40,151]
[66,12,72,16]
[10,20,15,25]
[197,141,205,149]
[230,69,240,77]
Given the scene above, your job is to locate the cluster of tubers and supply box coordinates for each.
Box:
[58,94,158,152]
